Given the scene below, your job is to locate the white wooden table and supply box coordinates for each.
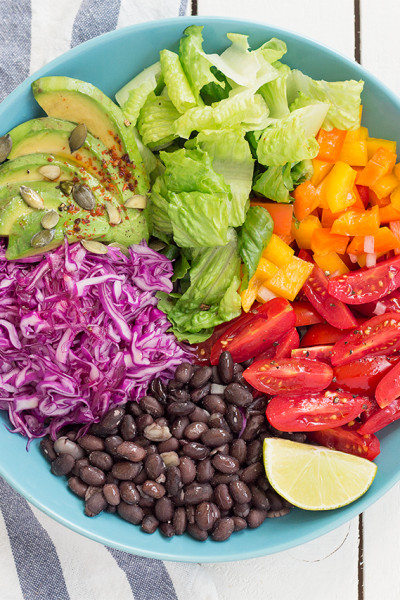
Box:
[191,1,400,598]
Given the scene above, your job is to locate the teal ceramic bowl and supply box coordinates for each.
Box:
[1,16,400,563]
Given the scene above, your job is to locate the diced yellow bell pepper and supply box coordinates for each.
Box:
[324,161,357,213]
[394,163,400,180]
[338,140,368,167]
[310,160,333,187]
[345,127,368,142]
[370,173,399,199]
[357,252,386,268]
[264,256,313,301]
[262,233,294,269]
[241,274,262,313]
[292,215,322,249]
[316,176,330,209]
[367,138,397,160]
[255,257,279,281]
[314,252,349,276]
[390,185,400,211]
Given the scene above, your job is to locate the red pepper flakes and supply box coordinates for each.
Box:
[47,156,54,162]
[75,153,82,161]
[122,183,128,192]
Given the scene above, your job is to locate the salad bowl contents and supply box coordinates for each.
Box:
[1,17,400,561]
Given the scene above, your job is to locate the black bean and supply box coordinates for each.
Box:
[93,406,125,436]
[119,481,140,504]
[138,396,163,419]
[211,473,239,486]
[175,363,194,384]
[145,453,165,480]
[182,442,209,460]
[212,454,239,474]
[246,440,262,465]
[172,389,190,402]
[225,405,244,434]
[133,468,148,485]
[72,457,90,477]
[165,466,182,497]
[233,503,250,518]
[106,505,117,514]
[160,522,175,537]
[142,480,166,499]
[85,485,101,501]
[241,415,265,442]
[116,441,147,462]
[136,414,154,432]
[187,523,208,541]
[80,465,106,487]
[266,489,285,511]
[186,504,196,525]
[251,486,270,511]
[214,484,233,511]
[40,438,57,462]
[184,482,213,505]
[202,395,226,415]
[232,516,247,532]
[51,454,75,476]
[120,414,137,441]
[201,428,232,447]
[154,496,174,522]
[68,476,88,498]
[127,401,143,417]
[103,483,120,506]
[112,461,142,481]
[104,435,124,455]
[210,443,229,456]
[190,366,212,389]
[240,463,264,484]
[229,480,252,504]
[133,435,151,448]
[85,492,107,517]
[179,457,196,485]
[196,459,214,483]
[212,517,234,541]
[138,495,155,509]
[195,502,220,531]
[218,351,234,384]
[105,473,119,485]
[170,490,185,507]
[141,514,159,534]
[266,508,291,518]
[189,406,210,423]
[247,397,268,415]
[89,451,113,471]
[171,416,190,439]
[167,401,196,417]
[211,365,222,384]
[118,501,144,525]
[208,412,230,431]
[247,509,267,528]
[190,383,211,403]
[168,379,184,393]
[157,437,179,453]
[150,378,167,402]
[230,439,247,465]
[173,507,187,535]
[183,422,209,441]
[78,434,105,452]
[256,476,270,493]
[224,383,253,407]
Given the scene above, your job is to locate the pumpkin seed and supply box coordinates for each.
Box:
[81,239,108,255]
[0,134,12,163]
[31,228,55,248]
[108,242,130,257]
[41,210,60,230]
[38,164,61,181]
[69,123,87,153]
[124,195,147,209]
[72,184,95,210]
[59,180,74,196]
[106,203,122,225]
[20,185,45,209]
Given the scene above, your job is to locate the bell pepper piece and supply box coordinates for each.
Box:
[264,256,314,301]
[262,234,294,269]
[366,138,397,160]
[293,181,321,221]
[255,257,279,280]
[339,140,368,167]
[370,173,399,199]
[390,185,400,211]
[314,252,349,276]
[389,221,400,256]
[316,128,347,162]
[311,228,349,256]
[369,189,391,207]
[379,203,400,223]
[357,147,397,187]
[241,274,262,312]
[321,208,342,228]
[250,201,294,236]
[311,159,333,186]
[324,161,357,213]
[394,163,400,180]
[356,184,369,208]
[292,215,321,249]
[345,127,368,142]
[347,227,400,256]
[331,205,380,236]
[276,232,295,245]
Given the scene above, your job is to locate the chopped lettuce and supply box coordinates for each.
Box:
[115,62,162,125]
[201,67,232,104]
[159,49,197,113]
[287,69,363,130]
[179,25,221,103]
[137,92,180,150]
[253,163,293,203]
[259,62,291,118]
[238,206,274,287]
[291,159,314,186]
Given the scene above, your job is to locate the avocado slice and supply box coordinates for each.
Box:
[32,76,149,195]
[8,117,133,202]
[0,191,61,235]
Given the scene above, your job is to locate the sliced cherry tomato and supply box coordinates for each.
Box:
[244,358,332,395]
[194,319,240,364]
[331,313,400,367]
[333,355,400,394]
[210,298,295,365]
[358,398,400,434]
[298,250,358,329]
[292,301,324,327]
[300,323,345,347]
[356,289,400,317]
[375,360,400,408]
[274,328,300,359]
[307,426,380,461]
[266,390,370,432]
[328,255,400,305]
[292,345,334,362]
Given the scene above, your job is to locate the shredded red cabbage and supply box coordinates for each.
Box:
[0,240,192,440]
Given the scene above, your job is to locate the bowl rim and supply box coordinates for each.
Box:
[1,14,400,562]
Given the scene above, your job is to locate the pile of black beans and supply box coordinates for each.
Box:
[41,351,302,542]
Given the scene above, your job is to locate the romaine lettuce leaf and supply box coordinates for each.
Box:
[137,92,180,150]
[259,62,291,118]
[291,159,314,186]
[253,163,293,203]
[159,49,197,113]
[115,62,162,125]
[238,206,274,286]
[179,25,221,103]
[201,67,232,105]
[160,147,229,194]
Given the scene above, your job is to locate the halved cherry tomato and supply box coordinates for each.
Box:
[210,298,295,365]
[266,390,370,432]
[356,289,400,317]
[375,360,400,408]
[307,426,380,460]
[300,323,345,347]
[244,358,333,395]
[292,345,334,362]
[328,255,400,305]
[358,398,400,434]
[333,355,400,394]
[298,250,358,329]
[331,313,400,367]
[292,301,324,326]
[274,328,300,359]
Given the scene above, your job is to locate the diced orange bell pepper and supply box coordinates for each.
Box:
[351,186,366,209]
[324,162,357,213]
[370,173,399,199]
[331,205,380,236]
[316,177,330,209]
[292,215,322,249]
[347,227,400,256]
[314,252,349,276]
[293,181,321,221]
[394,163,400,180]
[262,234,294,269]
[311,228,349,255]
[367,138,397,160]
[310,159,333,187]
[255,257,279,280]
[390,185,400,211]
[316,128,347,162]
[264,256,313,301]
[389,221,400,255]
[241,274,262,312]
[369,189,391,207]
[357,147,397,187]
[379,203,400,223]
[321,208,343,228]
[339,139,368,167]
[249,201,293,236]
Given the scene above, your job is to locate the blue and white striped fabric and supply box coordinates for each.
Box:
[0,1,220,598]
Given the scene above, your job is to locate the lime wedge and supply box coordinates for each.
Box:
[263,438,377,511]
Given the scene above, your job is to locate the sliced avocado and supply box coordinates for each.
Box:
[32,76,149,195]
[0,193,61,236]
[103,208,148,246]
[8,117,133,202]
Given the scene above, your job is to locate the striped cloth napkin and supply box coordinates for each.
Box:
[0,1,220,598]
